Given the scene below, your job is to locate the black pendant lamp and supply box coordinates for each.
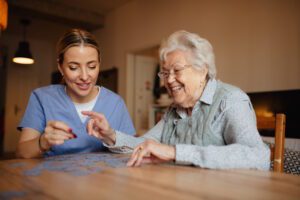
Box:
[13,19,34,65]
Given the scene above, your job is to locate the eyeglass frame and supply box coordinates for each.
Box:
[157,64,192,79]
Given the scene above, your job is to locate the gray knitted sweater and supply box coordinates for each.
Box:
[107,79,270,170]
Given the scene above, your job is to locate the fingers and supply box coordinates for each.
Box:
[86,119,101,138]
[127,146,149,167]
[93,118,105,131]
[47,120,72,133]
[127,140,175,167]
[126,146,142,167]
[48,121,76,137]
[44,121,76,147]
[48,129,74,140]
[86,118,94,136]
[43,132,68,147]
[82,111,105,120]
[84,111,105,131]
[141,156,162,164]
[134,147,149,167]
[85,113,111,135]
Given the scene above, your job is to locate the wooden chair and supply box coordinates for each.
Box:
[257,113,286,172]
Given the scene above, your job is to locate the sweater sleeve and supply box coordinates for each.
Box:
[104,120,164,153]
[175,96,270,170]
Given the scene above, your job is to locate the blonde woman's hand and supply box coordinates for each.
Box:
[82,111,116,145]
[41,120,76,151]
[127,139,175,167]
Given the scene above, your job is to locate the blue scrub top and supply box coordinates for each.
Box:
[18,85,135,156]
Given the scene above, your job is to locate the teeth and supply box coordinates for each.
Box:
[78,83,90,89]
[171,86,181,92]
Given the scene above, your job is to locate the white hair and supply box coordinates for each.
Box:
[159,30,216,79]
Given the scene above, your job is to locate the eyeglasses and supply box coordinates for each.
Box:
[157,64,192,79]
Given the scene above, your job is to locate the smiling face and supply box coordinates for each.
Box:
[58,45,100,103]
[162,50,208,108]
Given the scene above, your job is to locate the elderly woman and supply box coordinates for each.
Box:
[85,30,270,170]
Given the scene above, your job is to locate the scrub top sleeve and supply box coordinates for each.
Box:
[116,99,135,135]
[18,92,46,133]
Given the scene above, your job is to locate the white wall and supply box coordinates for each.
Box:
[93,0,300,117]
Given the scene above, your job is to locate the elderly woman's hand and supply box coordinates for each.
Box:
[82,111,116,145]
[127,139,176,167]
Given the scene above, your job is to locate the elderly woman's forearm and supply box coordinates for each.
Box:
[175,144,270,170]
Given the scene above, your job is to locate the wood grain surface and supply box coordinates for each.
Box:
[0,153,299,200]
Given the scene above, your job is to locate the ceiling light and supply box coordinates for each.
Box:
[13,19,34,65]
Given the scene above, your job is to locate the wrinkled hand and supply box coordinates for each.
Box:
[82,111,116,145]
[41,120,76,150]
[127,139,176,167]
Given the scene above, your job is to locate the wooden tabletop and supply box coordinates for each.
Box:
[0,153,299,200]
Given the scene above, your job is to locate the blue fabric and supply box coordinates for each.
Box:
[18,85,135,157]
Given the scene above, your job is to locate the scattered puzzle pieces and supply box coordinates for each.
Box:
[0,191,27,199]
[10,153,128,177]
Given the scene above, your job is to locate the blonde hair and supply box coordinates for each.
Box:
[57,28,101,65]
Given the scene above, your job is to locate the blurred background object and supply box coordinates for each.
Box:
[0,0,8,34]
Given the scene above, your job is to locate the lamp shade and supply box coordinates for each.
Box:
[0,0,8,30]
[12,41,35,64]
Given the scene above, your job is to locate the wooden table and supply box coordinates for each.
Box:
[0,153,299,200]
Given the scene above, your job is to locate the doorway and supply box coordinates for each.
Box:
[127,46,159,135]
